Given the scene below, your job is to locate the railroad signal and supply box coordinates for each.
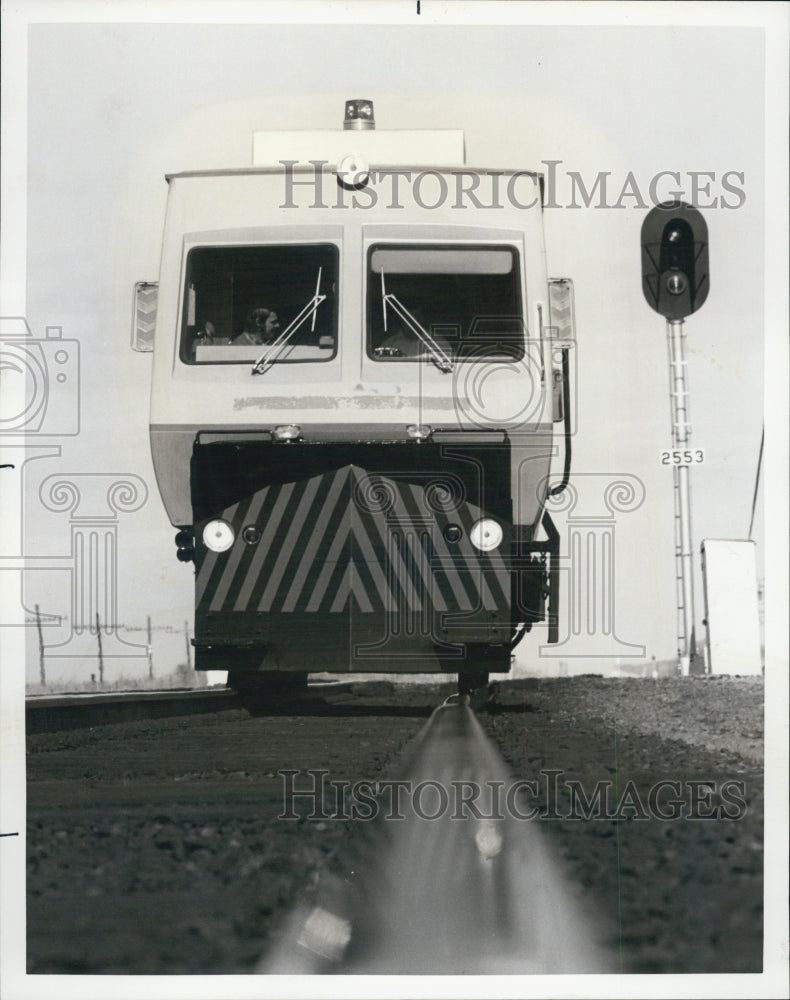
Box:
[641,202,710,676]
[641,201,709,320]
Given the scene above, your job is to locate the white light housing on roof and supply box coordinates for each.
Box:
[203,519,235,553]
[251,99,464,168]
[470,518,503,551]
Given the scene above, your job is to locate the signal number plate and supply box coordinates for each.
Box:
[661,449,705,466]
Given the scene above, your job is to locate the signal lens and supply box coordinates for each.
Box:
[203,519,235,552]
[470,518,503,551]
[666,272,688,296]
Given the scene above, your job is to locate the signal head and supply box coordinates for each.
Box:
[641,201,709,320]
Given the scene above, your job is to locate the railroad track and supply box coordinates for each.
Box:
[28,680,607,971]
[25,680,354,734]
[25,676,765,975]
[263,692,610,974]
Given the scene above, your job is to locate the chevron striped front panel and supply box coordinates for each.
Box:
[195,464,510,617]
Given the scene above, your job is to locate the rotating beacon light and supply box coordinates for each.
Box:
[641,201,709,676]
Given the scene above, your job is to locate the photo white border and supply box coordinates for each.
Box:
[1,3,787,999]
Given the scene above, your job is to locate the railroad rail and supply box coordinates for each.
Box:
[25,680,354,734]
[263,694,610,974]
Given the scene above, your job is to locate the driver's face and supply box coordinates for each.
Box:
[251,310,279,341]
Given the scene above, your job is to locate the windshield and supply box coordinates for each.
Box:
[367,244,525,363]
[180,244,338,365]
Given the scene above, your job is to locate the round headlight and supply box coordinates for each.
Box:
[470,518,503,551]
[203,519,235,552]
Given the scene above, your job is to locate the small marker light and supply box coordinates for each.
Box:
[273,424,302,442]
[242,525,262,546]
[175,528,195,562]
[406,424,433,441]
[443,523,463,544]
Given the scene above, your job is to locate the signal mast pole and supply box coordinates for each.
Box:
[667,317,695,675]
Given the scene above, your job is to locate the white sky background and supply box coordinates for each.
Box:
[1,4,788,1000]
[11,14,772,683]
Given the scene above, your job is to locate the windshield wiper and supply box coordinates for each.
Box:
[251,267,326,375]
[380,268,454,373]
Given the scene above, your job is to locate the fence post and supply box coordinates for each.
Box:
[96,612,104,685]
[147,615,154,680]
[36,604,46,687]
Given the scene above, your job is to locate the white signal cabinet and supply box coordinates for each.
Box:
[701,539,762,676]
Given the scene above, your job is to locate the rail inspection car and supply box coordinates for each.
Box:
[134,100,575,694]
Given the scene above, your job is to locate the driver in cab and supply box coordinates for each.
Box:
[233,307,280,346]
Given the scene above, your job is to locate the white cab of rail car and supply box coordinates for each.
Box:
[139,101,572,535]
